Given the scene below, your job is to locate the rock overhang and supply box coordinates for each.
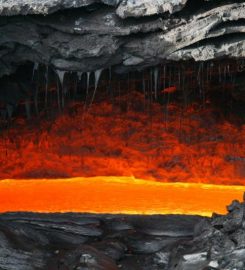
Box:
[0,0,244,77]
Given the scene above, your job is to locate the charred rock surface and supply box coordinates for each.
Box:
[0,199,245,269]
[169,196,245,270]
[0,212,202,270]
[0,0,244,76]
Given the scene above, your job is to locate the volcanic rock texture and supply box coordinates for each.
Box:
[0,0,245,77]
[1,196,245,269]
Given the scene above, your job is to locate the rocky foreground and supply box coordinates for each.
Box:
[0,196,245,269]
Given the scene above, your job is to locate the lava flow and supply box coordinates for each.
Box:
[0,61,245,215]
[0,91,244,184]
[0,177,245,216]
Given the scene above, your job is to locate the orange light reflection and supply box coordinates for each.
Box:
[0,177,244,216]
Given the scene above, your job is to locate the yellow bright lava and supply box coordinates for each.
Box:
[0,177,245,217]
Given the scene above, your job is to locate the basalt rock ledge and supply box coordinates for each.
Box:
[0,0,244,76]
[1,197,245,269]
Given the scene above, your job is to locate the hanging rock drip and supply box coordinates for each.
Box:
[78,72,83,81]
[154,67,159,100]
[55,70,66,108]
[32,63,39,82]
[86,72,91,95]
[90,69,103,107]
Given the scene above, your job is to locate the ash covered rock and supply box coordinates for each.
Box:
[116,0,188,18]
[0,0,120,16]
[1,201,245,269]
[168,195,245,270]
[0,213,202,270]
[0,0,187,16]
[0,0,245,76]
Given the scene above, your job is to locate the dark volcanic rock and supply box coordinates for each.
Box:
[0,0,244,77]
[0,0,120,16]
[127,215,201,237]
[53,245,119,270]
[168,195,245,270]
[104,217,134,231]
[0,213,202,270]
[0,231,47,270]
[90,240,127,260]
[0,0,187,16]
[119,253,168,270]
[1,204,245,269]
[125,234,185,254]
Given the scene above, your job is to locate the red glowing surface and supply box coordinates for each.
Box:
[0,177,245,216]
[0,91,244,215]
[0,92,244,184]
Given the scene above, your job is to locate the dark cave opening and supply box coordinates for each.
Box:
[1,59,245,124]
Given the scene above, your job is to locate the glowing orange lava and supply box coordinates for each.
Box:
[0,92,244,184]
[0,177,244,216]
[0,91,244,215]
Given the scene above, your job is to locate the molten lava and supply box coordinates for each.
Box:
[0,177,245,216]
[0,63,244,215]
[0,91,244,184]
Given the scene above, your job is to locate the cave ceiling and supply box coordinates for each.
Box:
[0,0,244,76]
